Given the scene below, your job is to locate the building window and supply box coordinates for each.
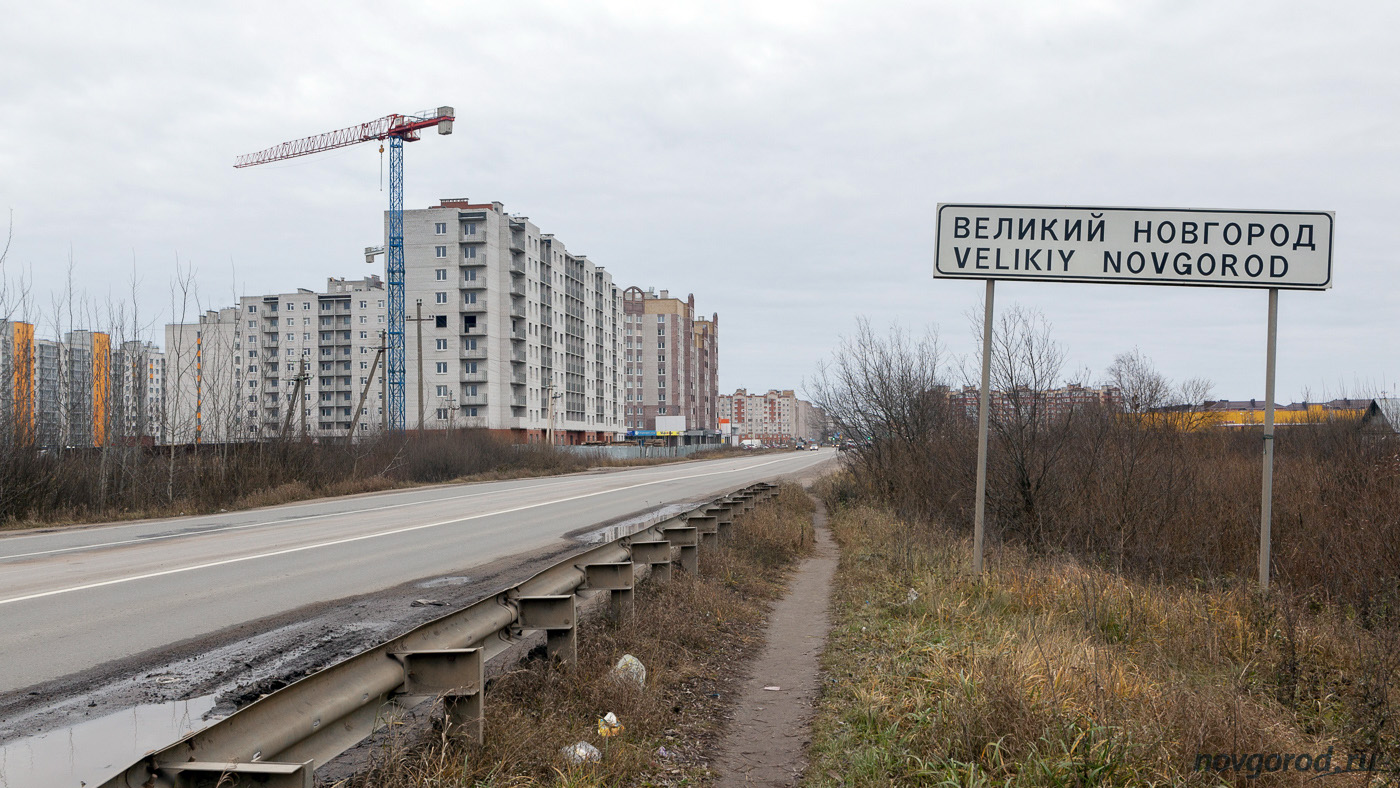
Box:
[435,315,447,328]
[436,385,449,397]
[434,222,447,235]
[435,338,448,350]
[435,268,447,281]
[436,408,449,420]
[463,247,477,259]
[435,246,447,258]
[463,222,477,235]
[435,362,448,374]
[463,269,477,281]
[463,292,477,304]
[435,292,448,304]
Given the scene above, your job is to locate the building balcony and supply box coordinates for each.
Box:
[463,300,486,313]
[510,394,527,408]
[510,370,526,385]
[463,371,488,384]
[462,394,489,407]
[509,258,526,275]
[510,326,527,341]
[510,281,526,297]
[509,303,526,319]
[462,345,487,360]
[510,348,527,363]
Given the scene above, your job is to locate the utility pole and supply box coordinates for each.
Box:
[347,337,385,444]
[405,299,435,433]
[299,358,308,440]
[545,382,563,446]
[379,329,388,432]
[444,390,458,435]
[281,358,310,442]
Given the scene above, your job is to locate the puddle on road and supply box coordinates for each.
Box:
[0,694,219,788]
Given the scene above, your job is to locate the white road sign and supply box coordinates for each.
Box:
[934,204,1334,290]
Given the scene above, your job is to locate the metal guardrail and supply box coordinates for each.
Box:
[101,482,781,788]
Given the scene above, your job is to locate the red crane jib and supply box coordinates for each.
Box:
[234,111,454,168]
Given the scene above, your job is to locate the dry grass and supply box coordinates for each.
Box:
[806,497,1400,786]
[339,484,815,787]
[0,432,745,531]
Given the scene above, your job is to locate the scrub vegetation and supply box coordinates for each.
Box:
[803,316,1400,786]
[340,484,815,787]
[0,430,742,530]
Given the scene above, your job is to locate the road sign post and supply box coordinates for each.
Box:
[973,279,994,575]
[935,204,1333,587]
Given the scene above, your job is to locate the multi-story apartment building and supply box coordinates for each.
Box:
[718,388,826,444]
[163,200,628,445]
[0,320,36,444]
[620,287,720,435]
[1,321,162,447]
[165,277,387,443]
[953,384,1121,423]
[400,200,622,442]
[165,307,243,444]
[113,340,166,445]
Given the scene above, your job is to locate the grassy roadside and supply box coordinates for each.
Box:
[0,443,759,533]
[340,484,815,787]
[806,490,1400,786]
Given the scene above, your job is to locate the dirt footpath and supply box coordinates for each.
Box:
[713,495,837,786]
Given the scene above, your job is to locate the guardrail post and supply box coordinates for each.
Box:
[661,525,699,574]
[708,504,734,539]
[585,561,635,620]
[689,515,719,548]
[159,761,313,788]
[630,539,672,583]
[392,648,484,743]
[517,594,577,664]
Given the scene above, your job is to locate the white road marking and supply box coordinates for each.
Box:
[0,480,563,562]
[0,454,776,562]
[0,454,821,607]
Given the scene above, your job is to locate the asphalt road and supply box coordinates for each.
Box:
[0,450,831,694]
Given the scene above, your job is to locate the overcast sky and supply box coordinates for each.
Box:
[1,1,1395,401]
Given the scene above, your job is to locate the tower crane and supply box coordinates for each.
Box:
[235,107,455,433]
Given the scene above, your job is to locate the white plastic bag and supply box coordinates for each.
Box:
[610,653,647,688]
[561,741,602,764]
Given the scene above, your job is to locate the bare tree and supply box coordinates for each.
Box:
[972,304,1073,547]
[808,318,971,522]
